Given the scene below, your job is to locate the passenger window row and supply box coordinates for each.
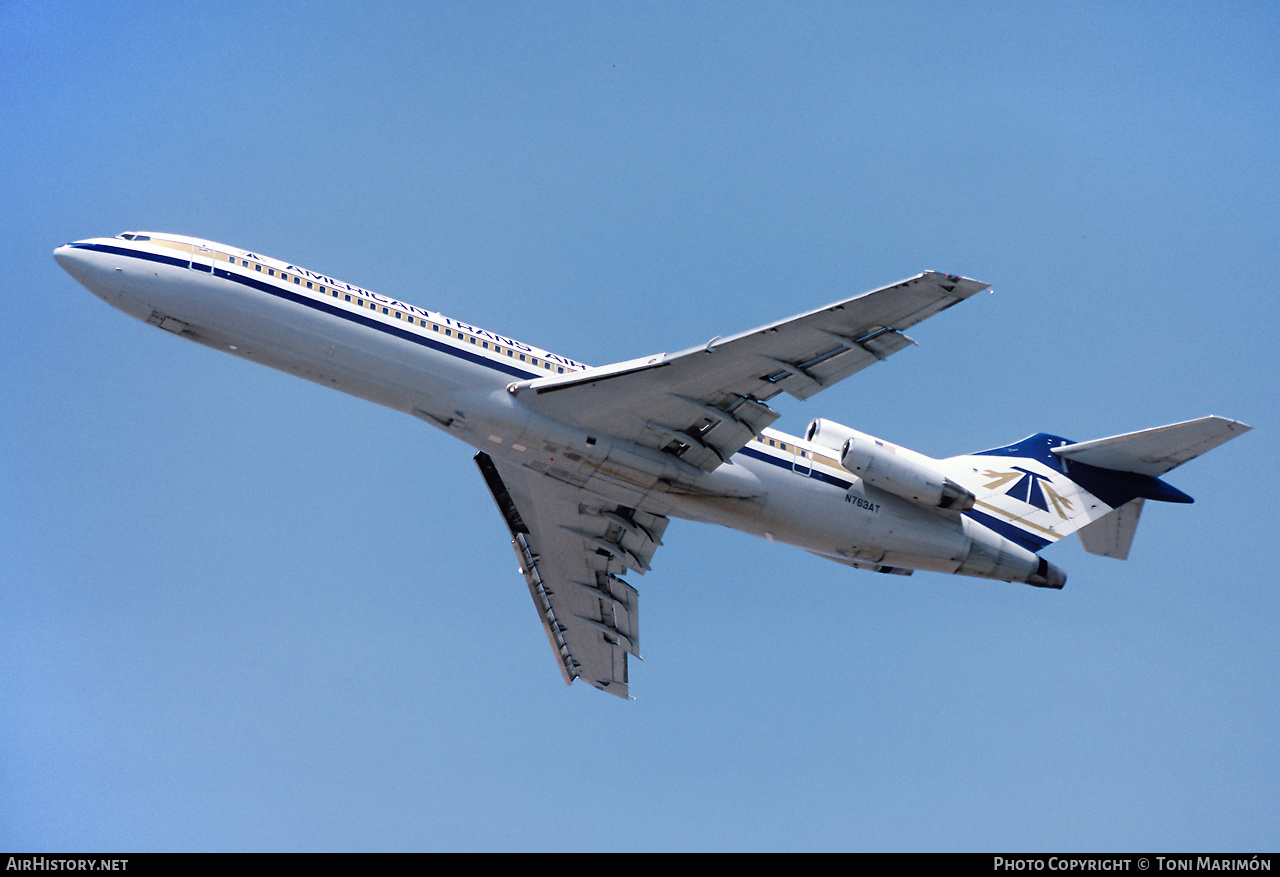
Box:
[220,253,571,374]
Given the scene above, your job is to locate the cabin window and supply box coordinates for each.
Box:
[255,264,262,272]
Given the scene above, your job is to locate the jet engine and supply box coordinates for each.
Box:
[805,418,976,512]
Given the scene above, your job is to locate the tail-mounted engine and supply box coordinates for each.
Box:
[805,419,975,511]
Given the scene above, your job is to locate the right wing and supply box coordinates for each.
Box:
[474,452,668,699]
[511,271,989,472]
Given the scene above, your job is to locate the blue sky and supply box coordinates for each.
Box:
[3,1,1277,852]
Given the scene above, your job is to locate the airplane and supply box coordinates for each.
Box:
[54,232,1251,698]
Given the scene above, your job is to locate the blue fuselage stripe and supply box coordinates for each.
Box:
[963,508,1051,551]
[74,242,542,381]
[738,445,854,488]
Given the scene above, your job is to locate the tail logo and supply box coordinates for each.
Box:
[980,467,1074,519]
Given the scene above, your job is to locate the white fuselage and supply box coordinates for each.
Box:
[55,233,1057,587]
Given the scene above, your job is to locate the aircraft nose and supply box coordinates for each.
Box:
[54,243,88,280]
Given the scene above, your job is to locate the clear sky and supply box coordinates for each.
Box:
[3,0,1277,852]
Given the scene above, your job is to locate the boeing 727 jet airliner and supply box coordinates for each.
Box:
[55,232,1251,697]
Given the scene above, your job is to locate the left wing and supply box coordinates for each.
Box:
[510,271,988,471]
[474,452,668,698]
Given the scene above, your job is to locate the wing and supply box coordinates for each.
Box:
[510,271,988,471]
[474,451,668,699]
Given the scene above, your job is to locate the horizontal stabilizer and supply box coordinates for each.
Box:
[1052,416,1251,477]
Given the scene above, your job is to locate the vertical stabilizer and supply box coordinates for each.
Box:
[1076,498,1144,559]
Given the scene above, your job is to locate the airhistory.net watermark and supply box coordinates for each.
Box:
[6,859,128,871]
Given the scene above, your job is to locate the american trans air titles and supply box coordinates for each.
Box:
[55,231,1252,699]
[273,257,587,370]
[195,234,587,372]
[279,254,586,371]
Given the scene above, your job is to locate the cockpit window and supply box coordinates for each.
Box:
[117,233,151,241]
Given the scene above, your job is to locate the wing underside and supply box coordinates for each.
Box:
[510,272,988,472]
[475,452,668,698]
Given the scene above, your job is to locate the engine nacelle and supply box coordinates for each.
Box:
[805,418,862,453]
[841,433,975,511]
[807,418,975,511]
